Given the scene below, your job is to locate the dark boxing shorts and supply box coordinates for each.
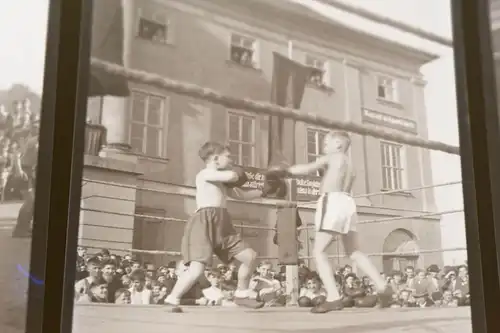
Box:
[181,207,249,265]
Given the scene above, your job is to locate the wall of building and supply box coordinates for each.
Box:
[87,0,444,268]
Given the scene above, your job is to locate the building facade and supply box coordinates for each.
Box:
[82,0,443,272]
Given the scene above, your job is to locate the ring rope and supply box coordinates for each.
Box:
[81,207,462,229]
[81,207,277,231]
[82,177,461,205]
[353,180,461,199]
[82,245,278,260]
[296,180,462,207]
[81,245,466,258]
[298,246,468,260]
[297,209,463,231]
[90,58,460,155]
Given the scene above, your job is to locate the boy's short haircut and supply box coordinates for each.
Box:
[130,269,146,281]
[101,259,116,267]
[115,288,130,299]
[86,256,101,267]
[89,277,107,289]
[198,141,230,161]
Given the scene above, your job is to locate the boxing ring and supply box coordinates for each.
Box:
[72,58,471,333]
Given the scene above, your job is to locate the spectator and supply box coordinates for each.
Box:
[72,247,470,310]
[76,278,109,304]
[341,273,366,308]
[75,257,102,300]
[129,269,152,305]
[298,275,326,307]
[101,259,123,303]
[390,271,407,296]
[250,261,282,305]
[114,288,132,304]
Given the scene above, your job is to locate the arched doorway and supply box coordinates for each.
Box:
[382,229,419,274]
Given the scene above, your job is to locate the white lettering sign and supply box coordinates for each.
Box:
[362,109,417,132]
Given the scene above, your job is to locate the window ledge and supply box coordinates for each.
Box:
[226,60,262,73]
[376,98,404,109]
[307,82,335,94]
[380,189,414,198]
[135,36,175,48]
[136,153,170,164]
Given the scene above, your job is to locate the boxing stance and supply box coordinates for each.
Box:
[267,131,391,313]
[164,142,279,312]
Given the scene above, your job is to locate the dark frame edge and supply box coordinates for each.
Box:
[451,0,500,332]
[25,0,91,332]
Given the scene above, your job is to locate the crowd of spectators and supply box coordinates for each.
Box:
[74,246,470,309]
[0,99,39,202]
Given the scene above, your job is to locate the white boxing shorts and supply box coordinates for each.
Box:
[314,192,357,234]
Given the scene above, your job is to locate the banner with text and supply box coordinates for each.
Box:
[240,167,321,202]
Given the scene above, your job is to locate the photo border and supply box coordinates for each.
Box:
[451,0,500,332]
[25,0,92,332]
[18,0,500,332]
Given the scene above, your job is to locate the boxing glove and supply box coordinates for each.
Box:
[225,166,249,188]
[265,165,291,180]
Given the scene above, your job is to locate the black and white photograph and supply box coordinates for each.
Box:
[3,0,500,332]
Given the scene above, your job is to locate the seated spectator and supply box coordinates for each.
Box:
[121,274,132,289]
[456,265,470,305]
[225,262,238,281]
[390,271,407,296]
[98,249,111,262]
[114,288,131,304]
[361,276,376,295]
[298,275,326,308]
[403,266,416,286]
[151,281,168,304]
[440,290,459,307]
[101,259,123,303]
[165,261,177,280]
[144,262,156,279]
[75,257,102,299]
[129,269,152,305]
[408,269,435,307]
[426,264,443,302]
[341,273,366,308]
[131,261,142,271]
[391,289,417,308]
[250,261,283,305]
[76,278,109,304]
[76,246,89,281]
[199,270,227,306]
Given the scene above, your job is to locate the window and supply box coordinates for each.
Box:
[306,128,328,176]
[129,91,166,157]
[227,112,256,167]
[136,9,171,44]
[305,55,328,87]
[230,34,258,68]
[377,76,398,102]
[380,141,405,190]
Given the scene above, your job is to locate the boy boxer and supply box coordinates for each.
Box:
[267,131,392,313]
[165,142,279,312]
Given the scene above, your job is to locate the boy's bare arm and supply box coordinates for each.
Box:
[287,155,330,176]
[200,169,239,183]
